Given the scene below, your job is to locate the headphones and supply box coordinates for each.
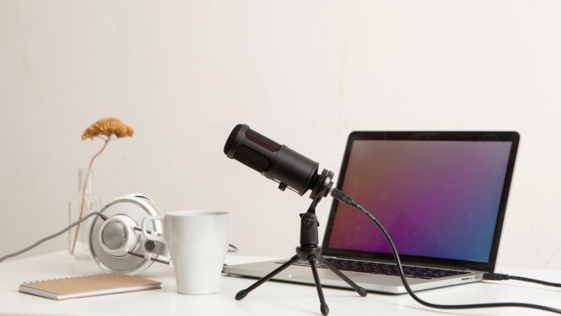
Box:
[89,194,170,275]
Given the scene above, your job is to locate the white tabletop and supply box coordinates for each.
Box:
[1,251,561,316]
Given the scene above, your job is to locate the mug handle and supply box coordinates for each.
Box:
[141,215,166,244]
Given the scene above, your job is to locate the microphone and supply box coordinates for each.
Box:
[224,124,333,199]
[224,124,368,313]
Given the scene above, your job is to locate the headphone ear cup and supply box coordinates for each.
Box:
[90,194,167,275]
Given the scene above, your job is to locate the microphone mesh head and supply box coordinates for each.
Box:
[223,124,280,173]
[246,129,281,152]
[233,145,271,172]
[224,124,243,155]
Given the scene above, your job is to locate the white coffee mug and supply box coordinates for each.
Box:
[141,210,231,295]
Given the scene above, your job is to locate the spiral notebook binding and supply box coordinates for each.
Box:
[22,272,118,284]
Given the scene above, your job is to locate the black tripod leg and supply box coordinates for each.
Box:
[309,256,329,316]
[319,256,367,297]
[235,254,300,300]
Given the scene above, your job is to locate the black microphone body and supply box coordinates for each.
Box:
[224,124,322,197]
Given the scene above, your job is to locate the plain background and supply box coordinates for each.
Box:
[1,1,560,270]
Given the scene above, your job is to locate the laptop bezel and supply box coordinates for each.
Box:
[321,131,520,273]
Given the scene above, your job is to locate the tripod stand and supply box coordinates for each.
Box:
[235,170,367,315]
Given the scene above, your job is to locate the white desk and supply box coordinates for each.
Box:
[1,251,561,316]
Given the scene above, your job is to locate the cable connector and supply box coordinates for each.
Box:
[483,272,510,281]
[330,188,358,207]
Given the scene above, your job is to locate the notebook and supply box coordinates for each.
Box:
[19,273,161,300]
[224,131,520,294]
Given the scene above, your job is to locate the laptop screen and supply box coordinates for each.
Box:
[323,132,519,271]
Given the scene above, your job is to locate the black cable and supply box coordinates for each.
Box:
[330,188,561,314]
[509,276,561,288]
[0,212,108,263]
[484,272,561,288]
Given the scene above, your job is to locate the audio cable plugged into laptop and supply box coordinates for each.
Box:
[482,272,561,288]
[330,187,561,314]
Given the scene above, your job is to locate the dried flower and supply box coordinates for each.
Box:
[71,117,134,256]
[82,118,134,141]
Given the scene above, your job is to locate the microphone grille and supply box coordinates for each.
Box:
[246,129,281,152]
[233,145,271,172]
[224,124,243,155]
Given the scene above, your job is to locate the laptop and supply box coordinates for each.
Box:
[224,131,520,294]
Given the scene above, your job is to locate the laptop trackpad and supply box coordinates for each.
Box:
[285,270,365,282]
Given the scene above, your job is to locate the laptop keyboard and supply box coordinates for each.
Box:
[276,258,470,280]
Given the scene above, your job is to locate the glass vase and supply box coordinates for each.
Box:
[68,169,101,260]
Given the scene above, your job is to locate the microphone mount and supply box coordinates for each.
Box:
[234,169,367,316]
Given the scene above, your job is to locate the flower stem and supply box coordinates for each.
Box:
[71,138,110,256]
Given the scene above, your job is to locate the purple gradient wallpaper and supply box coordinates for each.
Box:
[328,140,512,262]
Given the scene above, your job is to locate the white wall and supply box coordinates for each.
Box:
[1,0,560,270]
